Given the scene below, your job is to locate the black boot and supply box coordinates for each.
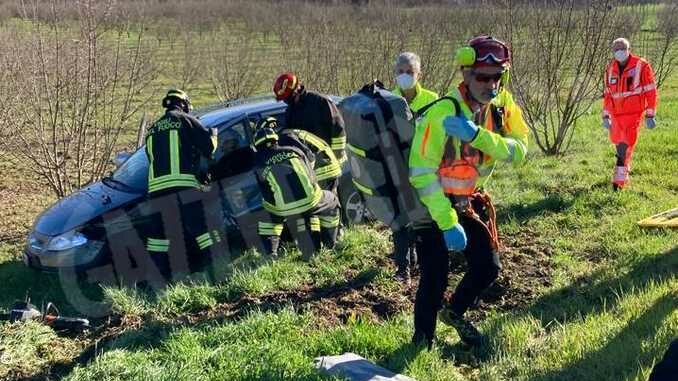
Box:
[394,264,411,286]
[439,308,485,347]
[411,330,433,350]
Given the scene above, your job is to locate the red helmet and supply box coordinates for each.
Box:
[273,72,299,101]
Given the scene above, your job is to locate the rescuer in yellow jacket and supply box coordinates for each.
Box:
[408,36,529,348]
[390,51,439,284]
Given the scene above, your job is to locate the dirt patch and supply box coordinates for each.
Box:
[10,229,554,379]
[459,229,554,322]
[175,256,412,328]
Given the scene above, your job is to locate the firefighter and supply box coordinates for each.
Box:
[603,37,658,190]
[144,89,220,280]
[275,120,342,248]
[254,118,340,260]
[391,52,440,283]
[408,36,529,347]
[273,72,347,178]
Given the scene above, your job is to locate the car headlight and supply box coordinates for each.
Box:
[28,234,42,251]
[46,230,88,251]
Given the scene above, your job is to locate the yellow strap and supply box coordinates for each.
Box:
[351,179,373,196]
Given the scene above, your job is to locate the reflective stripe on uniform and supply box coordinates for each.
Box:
[295,130,341,180]
[258,221,284,236]
[331,136,347,150]
[319,214,340,228]
[440,176,477,196]
[195,232,214,250]
[146,237,170,252]
[309,216,321,232]
[149,174,200,193]
[610,88,642,99]
[315,163,341,181]
[642,84,656,93]
[147,137,155,180]
[170,130,180,175]
[632,59,642,89]
[347,143,366,158]
[409,167,437,178]
[416,180,442,197]
[352,179,373,196]
[504,138,517,163]
[262,187,322,216]
[296,218,307,233]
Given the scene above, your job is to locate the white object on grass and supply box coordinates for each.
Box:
[314,352,416,381]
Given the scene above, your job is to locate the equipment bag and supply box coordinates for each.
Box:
[338,81,430,230]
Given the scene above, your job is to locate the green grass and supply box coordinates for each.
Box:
[2,101,676,380]
[2,20,678,381]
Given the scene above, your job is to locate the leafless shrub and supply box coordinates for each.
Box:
[508,0,631,155]
[0,0,156,197]
[205,25,270,102]
[632,2,678,89]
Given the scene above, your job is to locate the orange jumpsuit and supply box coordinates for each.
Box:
[603,54,657,186]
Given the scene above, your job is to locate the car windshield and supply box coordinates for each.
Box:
[110,148,148,192]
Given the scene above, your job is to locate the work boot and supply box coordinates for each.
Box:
[411,330,433,350]
[438,307,485,347]
[394,265,410,286]
[612,165,628,191]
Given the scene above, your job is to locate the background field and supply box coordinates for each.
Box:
[0,1,676,380]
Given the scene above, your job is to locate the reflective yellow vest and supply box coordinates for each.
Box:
[408,85,529,230]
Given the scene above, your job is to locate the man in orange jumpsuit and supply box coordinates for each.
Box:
[603,37,657,190]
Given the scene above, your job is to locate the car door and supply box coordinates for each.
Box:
[208,117,262,219]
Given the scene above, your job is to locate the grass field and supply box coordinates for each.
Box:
[1,27,677,381]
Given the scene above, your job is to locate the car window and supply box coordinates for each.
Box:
[259,108,287,131]
[111,148,148,192]
[214,119,249,162]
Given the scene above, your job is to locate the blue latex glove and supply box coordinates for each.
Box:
[443,116,479,142]
[603,118,611,130]
[645,117,656,129]
[443,223,467,252]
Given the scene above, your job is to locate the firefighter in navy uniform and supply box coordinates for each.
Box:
[273,72,347,190]
[254,118,340,260]
[270,117,342,249]
[144,89,220,280]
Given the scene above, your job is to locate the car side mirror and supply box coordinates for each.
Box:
[113,151,132,168]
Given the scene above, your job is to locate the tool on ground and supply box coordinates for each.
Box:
[0,300,91,333]
[638,208,678,228]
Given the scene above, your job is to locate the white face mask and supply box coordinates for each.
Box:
[614,50,629,63]
[396,73,416,90]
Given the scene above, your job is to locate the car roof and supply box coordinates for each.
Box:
[192,94,345,128]
[194,95,285,127]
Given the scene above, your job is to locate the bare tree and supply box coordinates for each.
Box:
[0,0,156,197]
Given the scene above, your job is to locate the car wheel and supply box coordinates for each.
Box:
[340,187,370,226]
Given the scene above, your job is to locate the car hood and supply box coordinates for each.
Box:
[33,180,143,237]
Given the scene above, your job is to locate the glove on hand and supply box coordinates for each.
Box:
[645,117,656,129]
[443,223,467,252]
[443,116,479,142]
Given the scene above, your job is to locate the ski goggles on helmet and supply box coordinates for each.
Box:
[470,36,510,66]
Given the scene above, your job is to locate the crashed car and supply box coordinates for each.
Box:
[24,96,369,272]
